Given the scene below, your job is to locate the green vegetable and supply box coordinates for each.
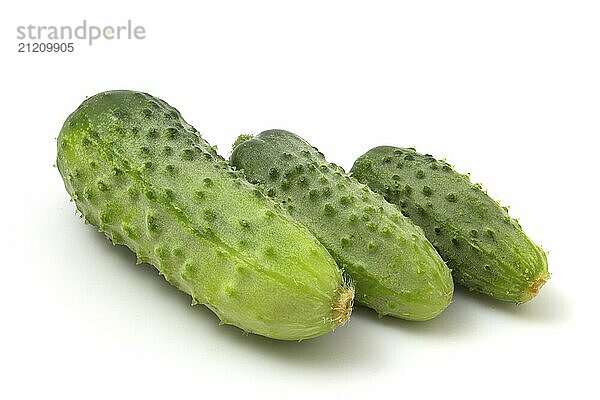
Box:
[351,146,549,303]
[230,130,453,321]
[57,91,353,341]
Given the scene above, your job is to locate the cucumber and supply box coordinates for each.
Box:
[230,130,453,321]
[351,146,549,303]
[56,91,353,341]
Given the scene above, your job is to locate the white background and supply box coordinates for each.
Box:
[2,1,599,398]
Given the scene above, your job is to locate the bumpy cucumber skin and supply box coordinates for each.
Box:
[351,146,549,303]
[230,130,453,321]
[56,91,353,341]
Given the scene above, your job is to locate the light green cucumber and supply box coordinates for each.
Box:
[57,91,353,341]
[351,146,549,302]
[230,130,453,321]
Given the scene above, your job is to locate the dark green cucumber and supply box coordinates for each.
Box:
[57,91,353,341]
[230,130,453,321]
[351,146,549,303]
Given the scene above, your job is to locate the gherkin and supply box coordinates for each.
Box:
[351,146,549,303]
[230,130,453,321]
[57,91,353,341]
